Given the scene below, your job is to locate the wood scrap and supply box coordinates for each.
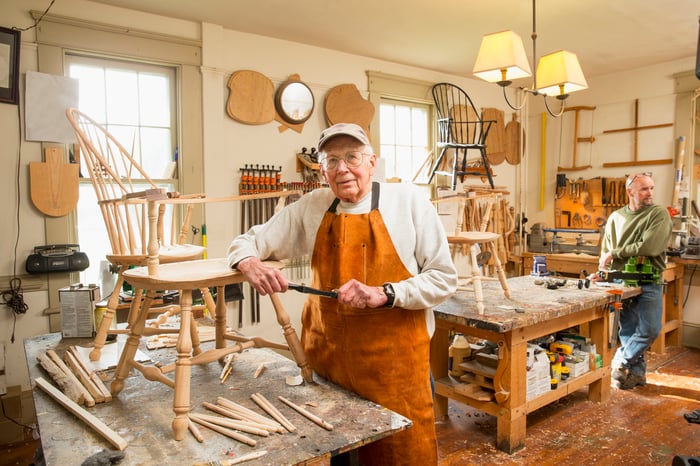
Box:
[67,346,112,402]
[253,363,266,378]
[454,382,494,401]
[34,377,128,451]
[46,349,95,407]
[36,352,85,405]
[64,350,105,403]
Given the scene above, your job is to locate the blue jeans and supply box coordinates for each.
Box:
[612,282,663,377]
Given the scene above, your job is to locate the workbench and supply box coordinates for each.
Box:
[430,275,641,453]
[25,333,410,465]
[521,253,684,354]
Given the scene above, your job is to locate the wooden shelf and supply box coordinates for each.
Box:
[296,153,319,172]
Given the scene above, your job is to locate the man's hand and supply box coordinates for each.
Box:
[599,251,613,270]
[235,256,288,296]
[336,279,387,309]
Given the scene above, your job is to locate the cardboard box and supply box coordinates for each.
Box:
[1,385,22,420]
[59,284,100,338]
[565,351,590,378]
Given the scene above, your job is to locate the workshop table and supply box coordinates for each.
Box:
[430,275,641,453]
[25,333,410,465]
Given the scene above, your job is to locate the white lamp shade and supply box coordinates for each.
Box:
[473,30,532,83]
[536,50,588,96]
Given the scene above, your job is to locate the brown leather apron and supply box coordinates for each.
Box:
[301,182,437,465]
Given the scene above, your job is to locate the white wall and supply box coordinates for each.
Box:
[0,0,697,390]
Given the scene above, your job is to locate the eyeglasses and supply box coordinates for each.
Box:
[626,172,652,187]
[320,151,369,171]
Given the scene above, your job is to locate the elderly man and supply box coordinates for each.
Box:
[227,123,457,465]
[595,172,672,390]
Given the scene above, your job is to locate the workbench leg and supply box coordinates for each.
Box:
[496,337,526,454]
[111,291,156,395]
[587,306,611,403]
[430,327,450,419]
[173,289,194,441]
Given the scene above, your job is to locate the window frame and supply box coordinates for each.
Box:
[34,13,203,316]
[367,71,436,190]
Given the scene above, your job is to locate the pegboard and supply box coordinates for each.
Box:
[554,176,628,229]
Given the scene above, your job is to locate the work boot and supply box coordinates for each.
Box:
[619,373,646,390]
[611,366,627,383]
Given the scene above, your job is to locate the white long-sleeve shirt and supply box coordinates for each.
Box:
[227,183,458,334]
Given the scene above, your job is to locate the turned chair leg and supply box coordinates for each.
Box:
[111,290,157,395]
[90,272,125,361]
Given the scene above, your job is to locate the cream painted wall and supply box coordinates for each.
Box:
[0,0,697,391]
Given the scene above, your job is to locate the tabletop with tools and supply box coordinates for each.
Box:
[430,275,641,454]
[25,332,410,465]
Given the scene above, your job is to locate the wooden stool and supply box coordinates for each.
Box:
[447,231,511,314]
[113,258,312,440]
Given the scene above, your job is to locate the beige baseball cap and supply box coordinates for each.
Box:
[317,123,370,152]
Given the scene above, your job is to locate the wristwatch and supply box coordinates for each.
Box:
[382,283,395,308]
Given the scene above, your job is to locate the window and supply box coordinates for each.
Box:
[67,55,178,287]
[379,99,431,182]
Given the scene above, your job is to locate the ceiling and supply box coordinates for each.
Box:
[92,0,699,81]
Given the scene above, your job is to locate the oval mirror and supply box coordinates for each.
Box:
[275,80,315,124]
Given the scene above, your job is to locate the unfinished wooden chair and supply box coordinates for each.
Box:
[447,193,510,314]
[115,258,312,440]
[65,108,217,361]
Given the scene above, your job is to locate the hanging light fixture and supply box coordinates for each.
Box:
[472,0,587,116]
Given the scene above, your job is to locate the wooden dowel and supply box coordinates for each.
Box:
[188,414,257,446]
[188,418,204,442]
[251,392,296,433]
[217,397,284,432]
[190,413,269,437]
[193,450,268,466]
[278,396,334,431]
[34,377,128,450]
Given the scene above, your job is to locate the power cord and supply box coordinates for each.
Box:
[2,278,28,343]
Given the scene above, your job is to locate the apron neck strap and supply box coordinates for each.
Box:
[327,182,381,213]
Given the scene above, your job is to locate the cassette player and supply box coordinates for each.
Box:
[25,244,90,274]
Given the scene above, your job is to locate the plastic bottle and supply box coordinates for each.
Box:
[448,334,471,377]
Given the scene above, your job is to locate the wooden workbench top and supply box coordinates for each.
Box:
[26,333,410,465]
[434,275,640,334]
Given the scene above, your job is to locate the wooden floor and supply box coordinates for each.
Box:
[436,346,700,465]
[3,346,700,465]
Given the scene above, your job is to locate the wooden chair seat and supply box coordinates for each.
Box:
[447,231,501,244]
[114,258,312,440]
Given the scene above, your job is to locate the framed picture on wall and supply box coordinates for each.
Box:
[0,26,21,105]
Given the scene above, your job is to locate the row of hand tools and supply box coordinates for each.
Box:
[238,164,324,196]
[239,164,282,195]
